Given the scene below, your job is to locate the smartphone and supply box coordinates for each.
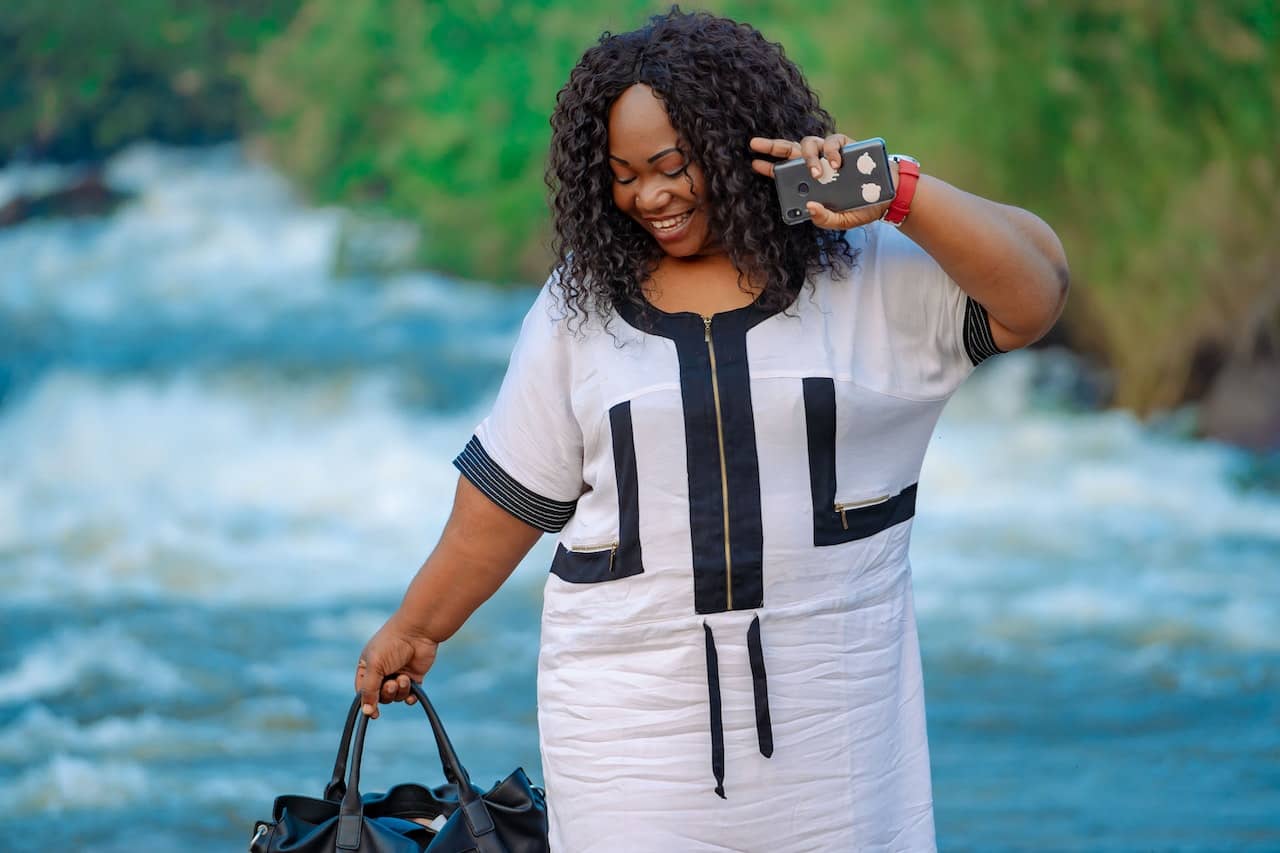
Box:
[772,137,895,225]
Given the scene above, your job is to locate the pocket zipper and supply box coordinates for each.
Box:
[568,541,619,572]
[833,494,890,530]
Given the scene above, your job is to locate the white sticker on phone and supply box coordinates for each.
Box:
[816,159,840,185]
[861,183,882,203]
[856,152,876,175]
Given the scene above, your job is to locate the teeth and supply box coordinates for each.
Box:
[652,211,692,231]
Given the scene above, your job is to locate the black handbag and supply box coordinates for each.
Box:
[249,681,549,852]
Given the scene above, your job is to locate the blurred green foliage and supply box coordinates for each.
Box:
[2,0,1276,413]
[248,0,662,282]
[0,0,298,162]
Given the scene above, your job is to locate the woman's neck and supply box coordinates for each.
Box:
[643,254,765,316]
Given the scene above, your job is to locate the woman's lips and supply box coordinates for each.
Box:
[647,209,694,242]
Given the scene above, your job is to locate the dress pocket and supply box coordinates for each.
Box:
[819,485,917,545]
[550,541,643,584]
[834,492,891,530]
[803,376,919,546]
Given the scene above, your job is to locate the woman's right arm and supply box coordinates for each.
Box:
[355,474,543,717]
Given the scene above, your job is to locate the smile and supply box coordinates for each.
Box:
[650,210,693,232]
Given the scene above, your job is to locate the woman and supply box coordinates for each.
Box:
[356,8,1068,851]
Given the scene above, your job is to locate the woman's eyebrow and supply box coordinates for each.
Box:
[608,147,685,166]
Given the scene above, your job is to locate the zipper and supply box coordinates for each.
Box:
[834,494,890,530]
[569,541,618,572]
[703,315,733,609]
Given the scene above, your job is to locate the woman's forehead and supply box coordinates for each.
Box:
[607,84,681,160]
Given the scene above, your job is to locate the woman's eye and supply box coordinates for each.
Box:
[613,175,636,185]
[663,164,689,178]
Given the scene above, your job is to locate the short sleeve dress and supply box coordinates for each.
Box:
[453,222,1003,852]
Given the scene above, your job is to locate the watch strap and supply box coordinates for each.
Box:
[883,156,920,226]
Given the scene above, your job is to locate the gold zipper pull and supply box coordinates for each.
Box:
[834,494,891,531]
[569,541,619,572]
[703,315,712,342]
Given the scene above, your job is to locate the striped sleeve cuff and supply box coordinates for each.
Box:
[453,435,577,533]
[963,297,1006,366]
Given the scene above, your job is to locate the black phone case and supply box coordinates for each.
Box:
[773,137,895,225]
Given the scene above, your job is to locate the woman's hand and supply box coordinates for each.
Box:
[355,613,440,719]
[749,134,893,230]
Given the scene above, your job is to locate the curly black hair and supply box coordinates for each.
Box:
[545,6,856,325]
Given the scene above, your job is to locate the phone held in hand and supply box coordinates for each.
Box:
[773,137,895,225]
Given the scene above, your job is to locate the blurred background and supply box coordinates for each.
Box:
[0,1,1276,850]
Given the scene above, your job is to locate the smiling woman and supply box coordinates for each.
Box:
[606,85,712,254]
[354,7,1068,852]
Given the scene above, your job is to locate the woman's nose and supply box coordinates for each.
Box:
[636,179,673,213]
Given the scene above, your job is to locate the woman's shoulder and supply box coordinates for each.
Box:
[519,267,616,346]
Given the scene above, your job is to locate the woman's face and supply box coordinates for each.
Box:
[607,84,720,258]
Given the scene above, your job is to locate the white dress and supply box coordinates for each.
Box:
[454,222,1002,852]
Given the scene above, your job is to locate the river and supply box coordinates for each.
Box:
[1,143,1277,851]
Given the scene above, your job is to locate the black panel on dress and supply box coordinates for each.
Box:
[615,300,771,614]
[549,401,644,583]
[801,377,918,546]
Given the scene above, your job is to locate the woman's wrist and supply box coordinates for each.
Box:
[882,154,921,226]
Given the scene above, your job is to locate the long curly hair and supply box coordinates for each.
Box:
[545,6,857,325]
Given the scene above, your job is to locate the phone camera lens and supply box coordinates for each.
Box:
[787,208,803,219]
[797,181,810,194]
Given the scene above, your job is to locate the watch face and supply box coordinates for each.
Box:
[890,154,920,167]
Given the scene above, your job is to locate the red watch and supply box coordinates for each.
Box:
[882,154,920,227]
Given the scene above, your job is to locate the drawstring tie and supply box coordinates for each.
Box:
[703,614,773,799]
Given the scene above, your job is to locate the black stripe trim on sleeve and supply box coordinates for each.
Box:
[963,297,1006,366]
[453,435,577,533]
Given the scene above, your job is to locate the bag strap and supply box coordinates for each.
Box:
[335,706,371,850]
[408,682,502,845]
[409,681,472,795]
[325,681,503,850]
[324,682,464,802]
[323,695,363,801]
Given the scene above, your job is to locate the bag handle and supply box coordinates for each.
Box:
[324,682,466,802]
[326,682,504,850]
[323,696,362,801]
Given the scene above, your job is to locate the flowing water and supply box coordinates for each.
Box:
[1,144,1277,852]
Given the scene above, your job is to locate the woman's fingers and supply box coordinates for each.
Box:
[356,655,387,718]
[749,158,777,178]
[748,136,798,178]
[748,136,799,158]
[822,134,851,170]
[806,200,889,231]
[379,672,412,703]
[748,134,852,179]
[798,135,826,178]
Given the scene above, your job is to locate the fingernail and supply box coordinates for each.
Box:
[362,703,373,716]
[810,166,821,177]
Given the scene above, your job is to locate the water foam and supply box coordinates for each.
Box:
[0,371,489,605]
[912,350,1280,656]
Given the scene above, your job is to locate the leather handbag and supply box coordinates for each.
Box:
[249,681,549,852]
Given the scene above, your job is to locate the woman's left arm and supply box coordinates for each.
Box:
[750,135,1071,351]
[893,174,1070,351]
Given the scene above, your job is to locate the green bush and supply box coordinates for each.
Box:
[0,0,297,162]
[249,0,661,283]
[250,0,1277,412]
